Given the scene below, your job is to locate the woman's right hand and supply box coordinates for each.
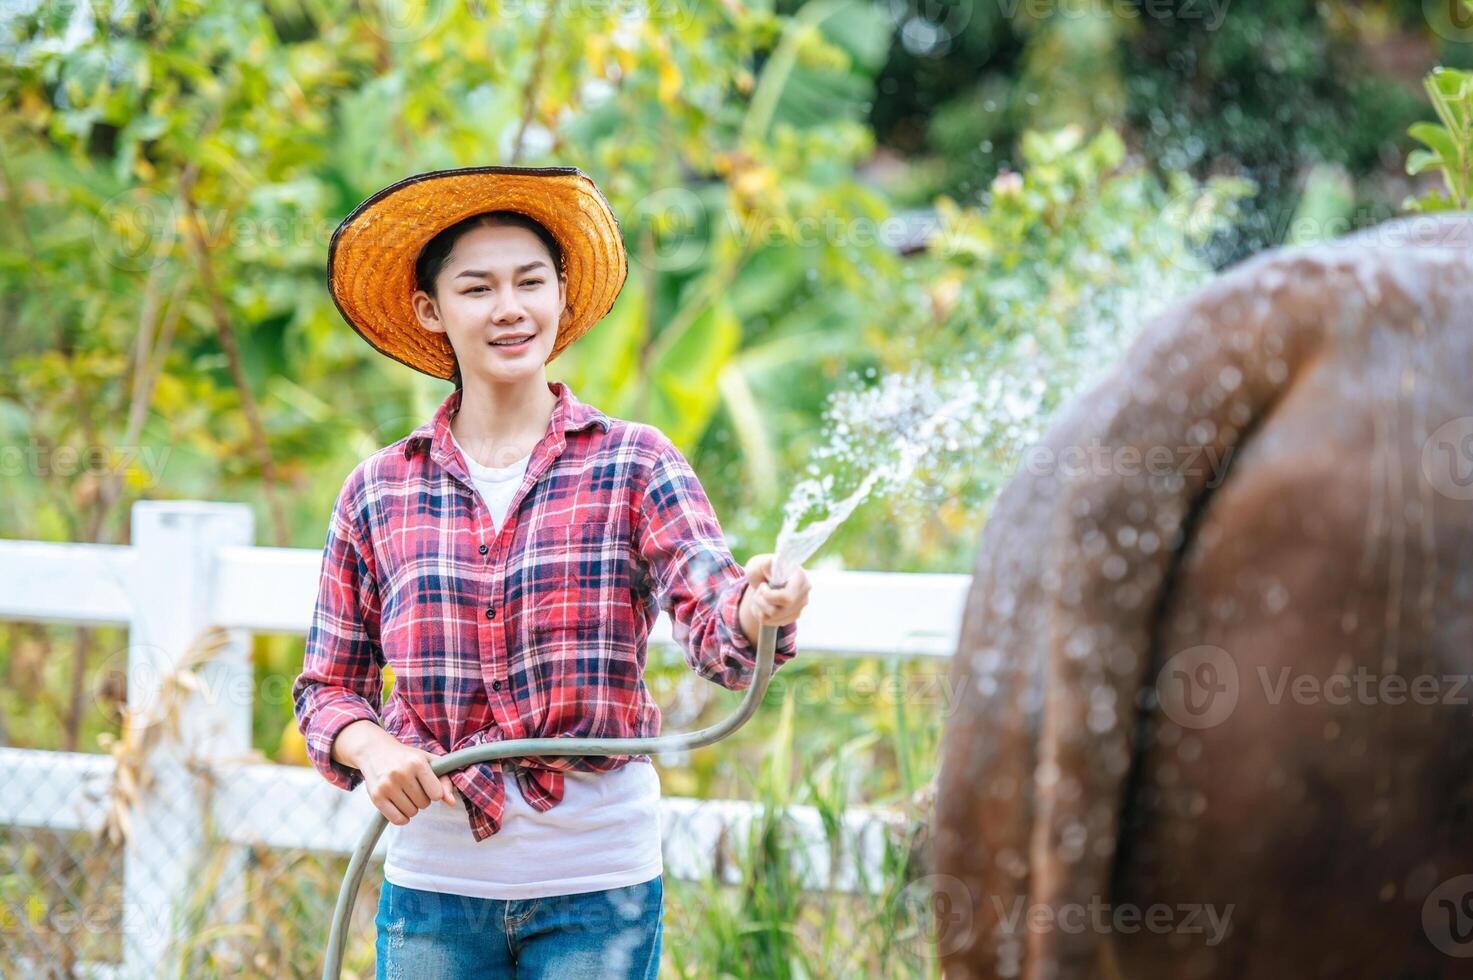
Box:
[337,720,458,825]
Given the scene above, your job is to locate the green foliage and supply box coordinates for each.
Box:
[0,0,896,552]
[1285,163,1356,246]
[656,650,944,978]
[1404,67,1473,212]
[1118,0,1431,263]
[869,0,1431,265]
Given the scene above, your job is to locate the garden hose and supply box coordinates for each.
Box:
[320,616,784,979]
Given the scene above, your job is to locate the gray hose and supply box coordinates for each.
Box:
[320,618,784,979]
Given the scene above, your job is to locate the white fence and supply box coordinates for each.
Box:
[0,500,969,979]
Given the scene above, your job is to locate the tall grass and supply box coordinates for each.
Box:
[658,655,946,980]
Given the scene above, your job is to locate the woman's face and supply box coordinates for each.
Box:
[412,223,566,384]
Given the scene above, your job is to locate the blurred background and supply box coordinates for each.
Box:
[1,0,1470,976]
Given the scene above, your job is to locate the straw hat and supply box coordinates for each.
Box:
[326,165,628,381]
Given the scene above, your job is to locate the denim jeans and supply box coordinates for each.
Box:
[374,874,663,979]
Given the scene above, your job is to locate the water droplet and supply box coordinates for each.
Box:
[1264,581,1289,614]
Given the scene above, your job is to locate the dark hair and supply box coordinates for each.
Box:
[413,210,565,389]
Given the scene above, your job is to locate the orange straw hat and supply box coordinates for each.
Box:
[326,165,628,381]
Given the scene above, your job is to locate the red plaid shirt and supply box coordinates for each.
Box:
[292,380,798,841]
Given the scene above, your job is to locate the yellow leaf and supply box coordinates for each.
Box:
[732,165,775,200]
[278,720,308,766]
[20,85,50,124]
[153,372,185,412]
[657,57,682,106]
[584,34,607,72]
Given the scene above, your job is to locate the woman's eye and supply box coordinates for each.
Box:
[467,281,539,293]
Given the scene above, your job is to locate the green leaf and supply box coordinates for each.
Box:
[1429,67,1473,110]
[556,277,648,415]
[1287,164,1354,246]
[1408,122,1458,163]
[647,297,741,448]
[726,244,810,323]
[1406,148,1443,177]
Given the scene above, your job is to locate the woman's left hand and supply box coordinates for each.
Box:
[740,553,810,627]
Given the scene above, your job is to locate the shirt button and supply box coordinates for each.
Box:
[485,607,496,619]
[491,680,502,691]
[478,544,488,554]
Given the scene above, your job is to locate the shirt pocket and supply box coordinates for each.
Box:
[522,520,644,731]
[524,520,615,634]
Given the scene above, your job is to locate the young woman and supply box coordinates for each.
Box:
[293,166,811,979]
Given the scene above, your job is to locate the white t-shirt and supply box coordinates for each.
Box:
[381,426,663,900]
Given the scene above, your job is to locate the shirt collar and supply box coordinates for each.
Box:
[401,379,610,464]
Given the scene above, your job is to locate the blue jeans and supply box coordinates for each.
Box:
[374,875,663,979]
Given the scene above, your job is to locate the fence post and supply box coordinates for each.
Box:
[122,500,254,979]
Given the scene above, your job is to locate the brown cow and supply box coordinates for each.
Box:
[933,213,1473,979]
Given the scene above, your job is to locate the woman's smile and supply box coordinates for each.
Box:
[488,332,534,352]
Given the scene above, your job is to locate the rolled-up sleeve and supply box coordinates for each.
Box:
[636,440,798,691]
[292,466,385,792]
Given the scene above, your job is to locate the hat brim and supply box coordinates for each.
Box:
[327,165,628,381]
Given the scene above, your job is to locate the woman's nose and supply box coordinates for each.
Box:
[491,290,526,322]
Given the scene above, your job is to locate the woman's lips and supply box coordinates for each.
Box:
[488,335,533,351]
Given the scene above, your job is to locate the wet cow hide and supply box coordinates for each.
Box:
[933,213,1473,979]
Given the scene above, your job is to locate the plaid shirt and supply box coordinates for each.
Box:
[292,380,798,841]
